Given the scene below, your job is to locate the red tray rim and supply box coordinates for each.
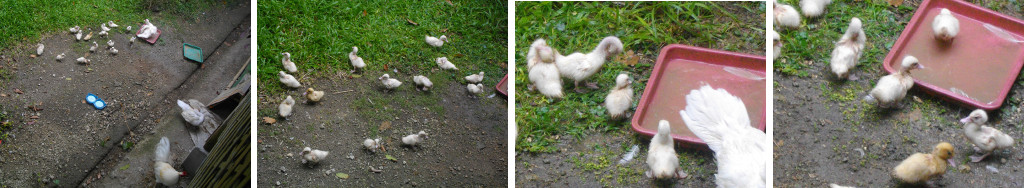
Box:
[496,74,508,96]
[881,0,1024,111]
[135,27,161,44]
[629,44,767,148]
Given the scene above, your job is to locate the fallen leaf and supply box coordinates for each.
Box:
[405,17,418,26]
[379,121,391,130]
[617,50,640,66]
[119,164,130,170]
[385,155,397,161]
[262,117,277,124]
[887,0,904,6]
[445,0,453,6]
[14,89,22,94]
[29,54,36,58]
[66,78,72,81]
[0,93,7,97]
[336,173,349,179]
[29,116,38,119]
[362,10,367,16]
[440,28,448,33]
[351,74,362,78]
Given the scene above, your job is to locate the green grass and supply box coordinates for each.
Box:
[256,0,507,120]
[514,1,765,153]
[773,0,916,77]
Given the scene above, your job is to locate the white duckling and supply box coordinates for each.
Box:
[110,47,118,55]
[681,85,766,188]
[137,19,159,39]
[863,56,923,108]
[126,25,132,31]
[348,47,366,73]
[76,57,90,64]
[960,109,1014,162]
[379,74,402,91]
[83,31,93,41]
[402,131,429,146]
[278,95,295,118]
[425,35,448,47]
[100,23,110,32]
[89,41,98,52]
[771,29,781,61]
[154,137,186,186]
[75,32,83,41]
[464,71,484,83]
[774,0,801,28]
[527,39,564,98]
[300,147,329,166]
[129,36,137,45]
[554,36,623,92]
[604,74,633,119]
[107,40,115,48]
[830,18,866,80]
[412,75,433,91]
[56,53,65,61]
[932,8,959,41]
[436,57,458,70]
[280,52,297,73]
[69,26,81,34]
[363,138,382,153]
[305,88,324,102]
[98,30,108,37]
[467,83,484,95]
[278,71,302,88]
[800,0,832,17]
[107,20,119,28]
[176,99,204,127]
[36,44,44,56]
[646,120,685,179]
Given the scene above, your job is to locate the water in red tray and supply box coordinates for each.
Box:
[894,8,1024,105]
[637,59,766,138]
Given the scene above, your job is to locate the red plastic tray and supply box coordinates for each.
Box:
[882,0,1024,110]
[496,74,508,96]
[630,44,766,148]
[135,27,161,44]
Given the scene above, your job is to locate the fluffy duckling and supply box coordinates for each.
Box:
[349,47,366,73]
[771,29,781,61]
[379,74,402,91]
[960,109,1014,162]
[129,36,137,45]
[646,120,684,179]
[76,57,90,64]
[893,142,954,184]
[107,40,115,47]
[107,20,119,28]
[278,71,302,88]
[176,99,205,127]
[36,44,44,56]
[280,52,297,73]
[300,147,329,166]
[604,74,633,119]
[305,88,324,102]
[154,137,186,186]
[363,138,382,153]
[800,0,832,17]
[412,75,433,91]
[464,72,484,83]
[467,83,484,95]
[527,39,564,98]
[278,96,295,118]
[863,56,923,108]
[555,36,623,92]
[83,31,94,41]
[101,23,110,32]
[425,35,448,47]
[69,26,81,34]
[681,85,766,187]
[774,0,801,28]
[402,131,429,146]
[932,8,959,41]
[436,57,458,70]
[830,18,866,80]
[56,53,65,61]
[75,32,83,41]
[98,30,108,37]
[110,47,118,55]
[89,41,98,52]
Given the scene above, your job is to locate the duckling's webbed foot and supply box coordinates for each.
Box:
[585,81,599,89]
[969,153,990,163]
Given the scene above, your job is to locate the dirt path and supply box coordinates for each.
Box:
[0,2,250,187]
[256,71,507,187]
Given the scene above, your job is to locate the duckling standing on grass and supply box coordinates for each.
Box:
[280,52,297,73]
[69,26,81,34]
[960,109,1014,162]
[106,20,119,28]
[425,35,447,47]
[527,39,564,98]
[933,8,959,41]
[555,36,623,92]
[107,40,115,48]
[83,31,94,41]
[604,74,633,119]
[348,47,366,73]
[465,72,484,83]
[830,18,866,80]
[379,74,402,91]
[467,83,484,95]
[75,32,83,41]
[412,75,433,91]
[278,96,295,118]
[774,0,801,28]
[89,42,98,53]
[864,55,923,108]
[800,0,832,18]
[771,29,781,61]
[305,88,324,103]
[893,142,954,184]
[278,71,302,88]
[436,57,458,70]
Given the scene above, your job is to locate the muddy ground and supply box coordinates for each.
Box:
[0,2,250,187]
[256,71,508,187]
[774,1,1024,187]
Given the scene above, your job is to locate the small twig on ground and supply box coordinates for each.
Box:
[333,90,354,94]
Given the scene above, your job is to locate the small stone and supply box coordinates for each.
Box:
[959,165,971,172]
[1002,158,1007,164]
[275,181,280,186]
[286,153,293,157]
[279,166,287,173]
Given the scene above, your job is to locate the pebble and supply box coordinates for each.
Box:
[279,166,287,173]
[275,181,280,186]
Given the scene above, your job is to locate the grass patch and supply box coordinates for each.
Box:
[515,1,764,153]
[773,0,915,77]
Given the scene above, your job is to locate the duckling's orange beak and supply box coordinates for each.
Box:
[948,159,956,167]
[960,116,971,124]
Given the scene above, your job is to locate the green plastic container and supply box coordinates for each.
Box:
[183,43,203,63]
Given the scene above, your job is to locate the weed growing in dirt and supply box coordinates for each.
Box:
[515,1,765,153]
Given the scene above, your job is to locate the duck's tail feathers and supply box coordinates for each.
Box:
[155,137,170,162]
[679,85,749,152]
